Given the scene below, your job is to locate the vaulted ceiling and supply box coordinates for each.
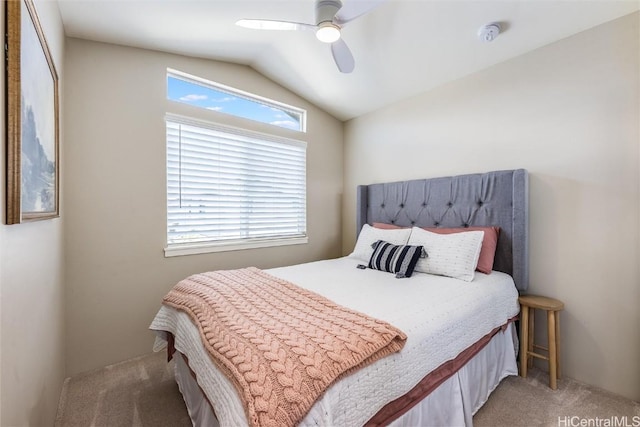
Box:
[57,0,639,121]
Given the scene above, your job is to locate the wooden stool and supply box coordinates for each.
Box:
[518,294,564,389]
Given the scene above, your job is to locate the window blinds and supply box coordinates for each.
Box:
[166,118,307,247]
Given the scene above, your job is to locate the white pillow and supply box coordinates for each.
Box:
[408,227,484,282]
[349,224,412,262]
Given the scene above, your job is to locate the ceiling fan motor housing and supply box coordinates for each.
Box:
[316,0,342,25]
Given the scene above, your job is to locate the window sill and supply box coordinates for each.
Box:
[164,236,308,258]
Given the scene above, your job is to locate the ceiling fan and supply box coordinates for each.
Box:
[236,0,386,73]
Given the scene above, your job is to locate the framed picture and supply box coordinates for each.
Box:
[6,0,59,224]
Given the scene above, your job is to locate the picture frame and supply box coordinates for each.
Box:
[6,0,59,224]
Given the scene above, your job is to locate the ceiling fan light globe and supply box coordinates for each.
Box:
[316,23,341,43]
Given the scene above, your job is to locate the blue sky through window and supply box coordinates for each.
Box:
[167,75,304,132]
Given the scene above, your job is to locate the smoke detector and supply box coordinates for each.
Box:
[478,23,501,43]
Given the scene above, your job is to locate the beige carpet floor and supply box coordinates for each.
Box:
[56,351,640,427]
[474,368,640,426]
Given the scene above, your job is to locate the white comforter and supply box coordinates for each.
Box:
[150,256,520,427]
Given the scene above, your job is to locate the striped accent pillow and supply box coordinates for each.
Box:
[368,240,426,278]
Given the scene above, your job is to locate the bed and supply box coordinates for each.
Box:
[150,168,529,427]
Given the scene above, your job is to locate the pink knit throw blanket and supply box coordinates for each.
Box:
[162,267,407,427]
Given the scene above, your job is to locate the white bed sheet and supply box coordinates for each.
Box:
[150,256,520,427]
[172,322,518,427]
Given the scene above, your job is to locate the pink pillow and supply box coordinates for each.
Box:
[372,222,404,230]
[372,223,500,274]
[423,226,500,274]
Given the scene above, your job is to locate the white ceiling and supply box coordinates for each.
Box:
[57,0,639,121]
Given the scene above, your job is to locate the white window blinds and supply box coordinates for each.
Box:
[166,117,307,250]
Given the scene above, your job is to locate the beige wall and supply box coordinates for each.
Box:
[64,38,344,375]
[343,13,640,401]
[0,1,67,425]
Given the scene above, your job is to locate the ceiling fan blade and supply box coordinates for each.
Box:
[334,0,386,26]
[331,39,355,73]
[236,19,316,31]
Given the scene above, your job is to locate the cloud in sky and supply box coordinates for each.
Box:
[213,96,236,103]
[268,106,281,112]
[206,106,223,111]
[179,94,207,102]
[270,120,297,129]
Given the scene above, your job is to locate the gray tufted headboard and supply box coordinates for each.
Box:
[356,169,529,291]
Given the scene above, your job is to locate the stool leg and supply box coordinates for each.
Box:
[520,305,529,378]
[555,310,561,379]
[548,310,557,389]
[528,309,535,368]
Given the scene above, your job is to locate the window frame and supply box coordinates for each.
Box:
[167,68,307,133]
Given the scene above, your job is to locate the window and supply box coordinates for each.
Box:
[164,115,307,257]
[164,70,308,256]
[167,69,306,132]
